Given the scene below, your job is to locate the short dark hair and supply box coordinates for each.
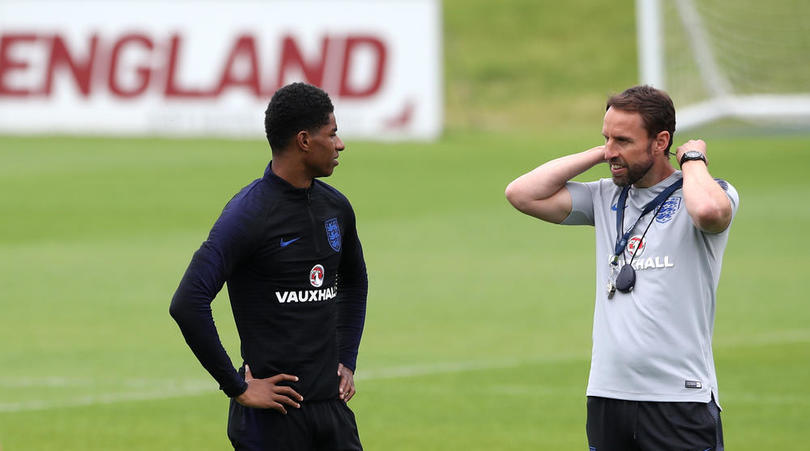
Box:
[606,85,676,155]
[264,82,334,152]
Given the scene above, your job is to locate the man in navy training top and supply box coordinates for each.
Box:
[170,82,368,451]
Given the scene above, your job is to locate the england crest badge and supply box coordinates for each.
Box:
[656,196,682,223]
[324,218,342,252]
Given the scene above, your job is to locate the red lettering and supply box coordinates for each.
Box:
[277,35,329,90]
[164,34,211,98]
[1,31,392,102]
[214,35,261,96]
[44,34,98,97]
[339,36,386,98]
[108,34,153,98]
[0,34,37,97]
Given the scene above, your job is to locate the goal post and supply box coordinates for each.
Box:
[636,0,810,131]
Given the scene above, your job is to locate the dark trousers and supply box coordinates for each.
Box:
[586,396,724,451]
[227,398,362,451]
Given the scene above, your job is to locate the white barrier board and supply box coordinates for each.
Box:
[0,0,442,139]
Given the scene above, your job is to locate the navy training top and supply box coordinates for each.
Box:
[170,162,368,401]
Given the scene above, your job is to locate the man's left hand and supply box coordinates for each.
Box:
[337,363,356,402]
[676,139,707,165]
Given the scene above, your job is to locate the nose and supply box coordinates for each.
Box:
[336,136,345,151]
[603,140,618,160]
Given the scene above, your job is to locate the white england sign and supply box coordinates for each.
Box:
[0,0,442,140]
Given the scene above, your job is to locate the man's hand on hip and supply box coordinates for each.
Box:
[337,363,356,402]
[235,364,303,414]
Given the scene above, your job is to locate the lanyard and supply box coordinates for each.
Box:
[614,178,683,256]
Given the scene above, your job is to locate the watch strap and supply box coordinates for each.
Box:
[679,150,706,167]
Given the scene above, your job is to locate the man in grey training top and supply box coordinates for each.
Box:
[505,85,738,450]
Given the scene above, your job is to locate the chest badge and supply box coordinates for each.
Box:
[310,264,325,287]
[324,218,342,252]
[656,196,681,223]
[625,235,646,259]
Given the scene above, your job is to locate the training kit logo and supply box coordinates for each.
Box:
[274,264,336,304]
[276,265,337,304]
[656,196,681,223]
[310,264,325,287]
[613,235,675,271]
[324,218,342,252]
[626,235,646,258]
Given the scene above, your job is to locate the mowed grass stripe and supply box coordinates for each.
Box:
[3,327,809,413]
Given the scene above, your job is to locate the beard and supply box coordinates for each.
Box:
[611,142,655,187]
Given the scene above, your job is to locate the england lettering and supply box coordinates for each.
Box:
[0,32,388,99]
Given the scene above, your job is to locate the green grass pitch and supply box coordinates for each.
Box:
[1,130,809,450]
[2,0,810,448]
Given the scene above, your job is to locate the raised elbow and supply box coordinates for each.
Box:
[505,182,529,212]
[692,203,732,233]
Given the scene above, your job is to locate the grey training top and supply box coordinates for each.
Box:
[563,171,739,404]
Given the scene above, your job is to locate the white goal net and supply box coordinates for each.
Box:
[636,0,810,130]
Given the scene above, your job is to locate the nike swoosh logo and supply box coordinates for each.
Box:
[611,203,618,211]
[280,237,301,247]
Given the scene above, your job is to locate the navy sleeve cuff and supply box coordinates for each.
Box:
[223,379,249,398]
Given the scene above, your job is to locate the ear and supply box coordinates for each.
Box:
[653,130,670,156]
[295,130,311,152]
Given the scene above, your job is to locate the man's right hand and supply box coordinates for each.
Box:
[505,146,606,223]
[235,364,303,414]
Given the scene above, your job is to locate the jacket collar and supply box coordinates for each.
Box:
[263,161,313,196]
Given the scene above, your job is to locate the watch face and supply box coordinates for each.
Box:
[681,151,706,166]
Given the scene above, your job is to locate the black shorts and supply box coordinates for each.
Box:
[586,396,724,451]
[227,397,362,451]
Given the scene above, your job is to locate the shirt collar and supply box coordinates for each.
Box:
[263,161,312,196]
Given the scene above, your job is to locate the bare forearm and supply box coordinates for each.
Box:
[677,140,732,233]
[505,146,605,222]
[681,160,731,232]
[508,146,605,200]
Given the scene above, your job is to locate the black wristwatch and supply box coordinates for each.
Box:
[679,150,707,167]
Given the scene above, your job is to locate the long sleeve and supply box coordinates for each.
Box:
[169,198,259,397]
[335,207,368,372]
